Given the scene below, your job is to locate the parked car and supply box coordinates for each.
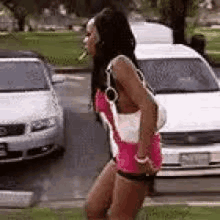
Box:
[136,44,220,176]
[130,21,173,44]
[0,49,65,163]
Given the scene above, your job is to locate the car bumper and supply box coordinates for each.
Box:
[157,167,220,177]
[0,126,64,163]
[157,143,220,177]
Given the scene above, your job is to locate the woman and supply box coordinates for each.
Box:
[84,8,163,220]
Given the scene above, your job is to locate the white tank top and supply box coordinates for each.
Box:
[100,100,166,158]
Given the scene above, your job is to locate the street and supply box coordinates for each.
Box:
[0,69,220,205]
[0,73,110,204]
[214,67,220,78]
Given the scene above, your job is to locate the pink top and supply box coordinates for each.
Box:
[95,89,162,174]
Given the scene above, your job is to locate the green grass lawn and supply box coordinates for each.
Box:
[0,31,90,67]
[0,27,220,68]
[194,27,220,63]
[1,205,220,219]
[138,205,220,220]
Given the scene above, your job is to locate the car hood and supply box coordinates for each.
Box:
[0,91,57,123]
[156,91,220,132]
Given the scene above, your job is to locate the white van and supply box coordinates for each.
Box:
[130,21,173,44]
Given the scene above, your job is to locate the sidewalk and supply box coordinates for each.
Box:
[54,66,92,74]
[1,189,220,211]
[37,195,220,210]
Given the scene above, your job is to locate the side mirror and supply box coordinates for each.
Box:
[52,74,65,84]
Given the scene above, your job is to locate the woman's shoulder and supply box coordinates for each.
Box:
[112,54,134,65]
[110,54,137,72]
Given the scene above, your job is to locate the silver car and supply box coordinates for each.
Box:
[0,50,65,162]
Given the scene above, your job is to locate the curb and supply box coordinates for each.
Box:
[1,194,220,212]
[210,62,220,68]
[36,198,220,210]
[35,190,220,209]
[0,190,34,208]
[54,67,92,74]
[38,199,85,209]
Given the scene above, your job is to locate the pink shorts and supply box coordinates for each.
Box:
[116,133,162,174]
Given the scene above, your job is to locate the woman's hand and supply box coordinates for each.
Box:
[136,158,160,175]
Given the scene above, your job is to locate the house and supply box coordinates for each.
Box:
[0,4,16,31]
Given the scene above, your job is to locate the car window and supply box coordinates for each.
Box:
[0,61,50,92]
[138,58,219,94]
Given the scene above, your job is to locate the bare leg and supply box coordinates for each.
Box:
[109,173,149,220]
[85,159,117,220]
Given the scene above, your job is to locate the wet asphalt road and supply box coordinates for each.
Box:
[0,69,220,205]
[0,73,110,204]
[214,67,220,78]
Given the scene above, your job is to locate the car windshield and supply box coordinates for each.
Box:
[0,61,49,92]
[138,58,219,94]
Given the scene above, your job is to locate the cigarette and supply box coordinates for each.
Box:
[78,51,88,61]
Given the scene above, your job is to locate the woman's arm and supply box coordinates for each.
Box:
[111,55,158,159]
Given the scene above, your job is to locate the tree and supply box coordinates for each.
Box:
[158,0,201,44]
[1,0,29,31]
[61,0,92,16]
[149,0,158,8]
[61,0,135,17]
[0,0,135,31]
[170,0,188,44]
[0,0,58,31]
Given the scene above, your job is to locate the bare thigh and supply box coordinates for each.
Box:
[85,159,117,218]
[109,173,149,220]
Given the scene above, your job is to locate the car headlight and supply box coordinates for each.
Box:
[31,117,57,132]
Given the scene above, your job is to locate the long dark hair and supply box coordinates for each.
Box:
[90,7,139,110]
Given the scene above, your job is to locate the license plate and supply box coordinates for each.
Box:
[180,152,209,167]
[0,143,7,156]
